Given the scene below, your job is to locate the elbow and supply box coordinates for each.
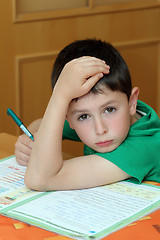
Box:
[24,171,48,192]
[24,162,64,191]
[24,172,38,191]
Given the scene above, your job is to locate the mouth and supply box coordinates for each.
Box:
[95,140,113,147]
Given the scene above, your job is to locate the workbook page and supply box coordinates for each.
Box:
[5,181,160,239]
[0,156,42,210]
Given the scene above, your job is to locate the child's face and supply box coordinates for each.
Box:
[66,88,137,153]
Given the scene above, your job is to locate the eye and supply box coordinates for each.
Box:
[78,114,89,121]
[105,107,116,114]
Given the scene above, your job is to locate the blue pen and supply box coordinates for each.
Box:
[7,108,34,141]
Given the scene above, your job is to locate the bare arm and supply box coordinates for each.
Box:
[28,119,42,133]
[25,57,130,191]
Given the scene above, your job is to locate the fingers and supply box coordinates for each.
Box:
[15,151,30,166]
[15,134,33,166]
[74,56,108,66]
[77,57,109,91]
[74,56,110,75]
[55,56,110,101]
[84,65,109,79]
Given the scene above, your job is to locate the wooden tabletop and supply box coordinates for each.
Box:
[0,133,17,159]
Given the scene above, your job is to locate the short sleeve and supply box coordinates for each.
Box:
[95,136,158,183]
[63,119,81,142]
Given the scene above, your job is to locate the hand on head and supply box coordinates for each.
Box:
[54,56,110,102]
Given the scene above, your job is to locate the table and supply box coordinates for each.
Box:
[0,133,160,240]
[0,133,18,158]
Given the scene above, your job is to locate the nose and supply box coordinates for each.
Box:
[94,117,108,135]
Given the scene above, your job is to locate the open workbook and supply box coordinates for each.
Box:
[0,156,160,240]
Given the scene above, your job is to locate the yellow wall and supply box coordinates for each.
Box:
[0,1,160,155]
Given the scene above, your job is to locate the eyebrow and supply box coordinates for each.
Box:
[70,100,118,116]
[99,100,118,109]
[70,109,89,116]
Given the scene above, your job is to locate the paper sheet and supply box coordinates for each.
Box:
[6,181,160,239]
[1,156,160,239]
[0,156,42,209]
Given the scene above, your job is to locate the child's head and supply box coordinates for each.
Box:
[51,39,139,153]
[51,39,132,100]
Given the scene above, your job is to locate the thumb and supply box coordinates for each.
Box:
[83,73,103,91]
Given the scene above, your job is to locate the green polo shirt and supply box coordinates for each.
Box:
[63,100,160,183]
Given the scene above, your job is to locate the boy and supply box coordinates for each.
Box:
[15,39,160,191]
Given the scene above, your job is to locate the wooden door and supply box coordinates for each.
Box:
[0,0,160,155]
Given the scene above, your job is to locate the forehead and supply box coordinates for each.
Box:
[67,89,128,114]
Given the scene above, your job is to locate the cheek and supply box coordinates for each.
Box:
[110,112,130,137]
[74,123,93,143]
[114,123,129,137]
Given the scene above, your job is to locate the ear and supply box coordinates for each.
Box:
[65,116,74,129]
[129,87,139,116]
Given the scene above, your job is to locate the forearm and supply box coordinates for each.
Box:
[25,93,69,190]
[24,57,109,190]
[28,119,42,133]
